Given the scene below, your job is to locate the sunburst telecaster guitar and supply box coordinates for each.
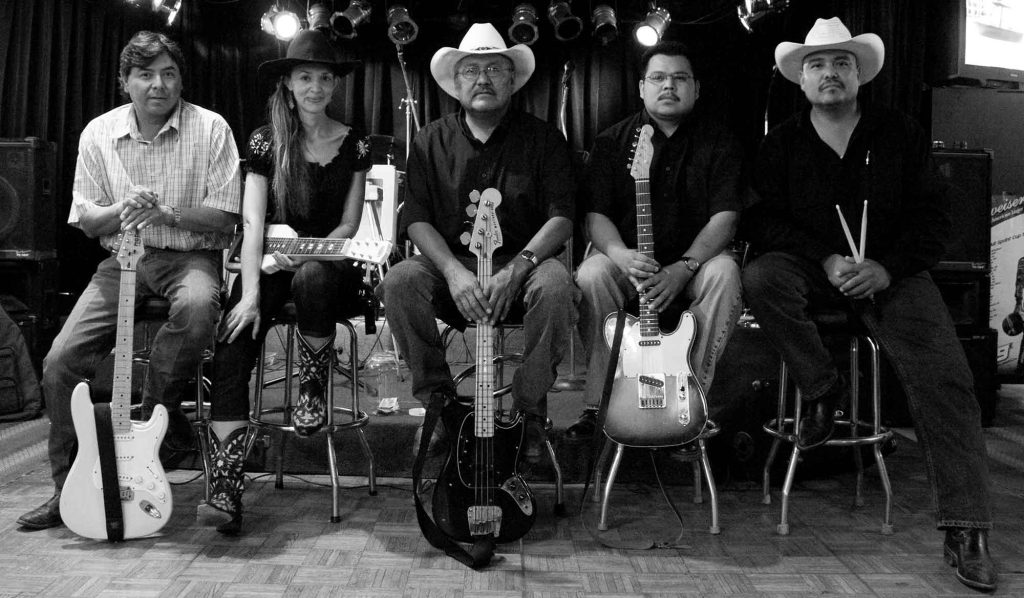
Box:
[60,230,173,540]
[601,124,709,448]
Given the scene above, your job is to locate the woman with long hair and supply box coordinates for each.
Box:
[199,29,371,534]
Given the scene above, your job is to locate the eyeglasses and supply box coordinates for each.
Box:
[457,65,513,80]
[643,72,694,85]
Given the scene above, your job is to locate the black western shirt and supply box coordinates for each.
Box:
[399,109,576,260]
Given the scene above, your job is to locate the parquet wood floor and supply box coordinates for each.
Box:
[2,422,1023,598]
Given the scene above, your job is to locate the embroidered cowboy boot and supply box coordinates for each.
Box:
[292,333,334,437]
[196,426,248,535]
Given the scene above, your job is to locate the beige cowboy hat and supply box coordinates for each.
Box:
[429,23,535,99]
[775,17,885,85]
[257,29,361,84]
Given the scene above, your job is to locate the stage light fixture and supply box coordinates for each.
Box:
[308,3,332,33]
[152,0,181,25]
[331,0,372,39]
[260,4,301,40]
[591,4,617,45]
[737,0,789,33]
[508,4,539,46]
[387,5,419,45]
[548,1,583,42]
[634,5,670,47]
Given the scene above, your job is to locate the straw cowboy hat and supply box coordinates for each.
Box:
[775,17,885,85]
[257,29,361,84]
[429,23,536,99]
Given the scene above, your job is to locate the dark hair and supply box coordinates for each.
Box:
[639,40,697,79]
[119,31,185,81]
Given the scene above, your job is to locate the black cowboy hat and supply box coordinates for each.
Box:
[257,29,361,84]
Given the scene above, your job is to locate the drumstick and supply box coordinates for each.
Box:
[835,204,862,263]
[859,200,868,262]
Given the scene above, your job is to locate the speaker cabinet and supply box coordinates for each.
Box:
[0,138,56,260]
[932,149,991,272]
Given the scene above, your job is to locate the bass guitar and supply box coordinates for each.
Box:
[601,124,709,448]
[431,188,537,543]
[226,224,392,271]
[61,230,173,540]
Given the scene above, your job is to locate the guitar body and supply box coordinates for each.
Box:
[432,401,536,543]
[602,305,709,448]
[60,382,173,539]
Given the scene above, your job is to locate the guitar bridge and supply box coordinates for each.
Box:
[638,374,667,409]
[467,505,502,537]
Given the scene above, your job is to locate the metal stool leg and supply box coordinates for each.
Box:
[592,438,611,503]
[865,335,894,535]
[544,434,564,515]
[597,441,626,531]
[778,443,800,536]
[697,437,720,534]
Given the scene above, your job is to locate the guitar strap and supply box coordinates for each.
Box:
[92,403,125,542]
[412,391,495,569]
[581,309,627,500]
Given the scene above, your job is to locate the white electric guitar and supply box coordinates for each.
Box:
[61,230,173,540]
[227,224,392,272]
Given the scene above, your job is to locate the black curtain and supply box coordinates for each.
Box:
[0,0,945,296]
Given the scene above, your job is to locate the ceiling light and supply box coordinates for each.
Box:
[508,3,539,46]
[308,3,332,33]
[331,0,372,39]
[548,1,583,42]
[635,5,670,47]
[591,4,617,45]
[387,5,419,45]
[152,0,181,25]
[737,0,789,33]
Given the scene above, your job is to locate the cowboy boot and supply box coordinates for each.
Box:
[196,426,248,535]
[292,333,334,437]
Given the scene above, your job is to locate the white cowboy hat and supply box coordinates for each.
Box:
[775,17,885,85]
[429,23,535,99]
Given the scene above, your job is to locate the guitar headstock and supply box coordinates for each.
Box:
[466,188,503,260]
[628,124,655,181]
[115,229,145,271]
[343,240,393,265]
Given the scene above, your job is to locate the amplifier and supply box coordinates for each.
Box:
[0,138,57,260]
[932,149,992,272]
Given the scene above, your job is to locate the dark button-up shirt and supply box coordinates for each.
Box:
[399,109,575,260]
[583,111,746,265]
[746,104,954,280]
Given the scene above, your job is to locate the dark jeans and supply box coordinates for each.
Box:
[379,253,580,418]
[44,249,222,489]
[743,252,992,529]
[209,260,364,421]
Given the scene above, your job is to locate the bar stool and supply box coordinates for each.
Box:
[247,301,377,523]
[131,297,214,499]
[761,309,895,536]
[590,423,722,534]
[443,321,566,514]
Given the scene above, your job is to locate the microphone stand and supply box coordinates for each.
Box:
[396,44,421,259]
[553,59,585,392]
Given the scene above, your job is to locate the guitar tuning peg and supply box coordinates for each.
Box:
[460,231,471,246]
[466,204,477,217]
[469,189,481,204]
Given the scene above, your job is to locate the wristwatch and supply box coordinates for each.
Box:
[168,206,181,228]
[680,256,701,273]
[519,249,539,267]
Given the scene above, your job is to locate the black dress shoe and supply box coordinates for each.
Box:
[797,377,846,449]
[17,492,63,530]
[565,408,598,440]
[944,528,998,592]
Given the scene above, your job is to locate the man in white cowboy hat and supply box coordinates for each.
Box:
[742,17,997,591]
[380,23,579,463]
[568,40,746,442]
[17,31,240,531]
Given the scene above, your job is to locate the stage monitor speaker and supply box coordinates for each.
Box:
[932,149,991,272]
[0,137,57,260]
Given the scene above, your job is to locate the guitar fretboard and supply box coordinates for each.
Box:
[264,237,351,257]
[634,177,659,339]
[112,235,140,435]
[474,257,495,439]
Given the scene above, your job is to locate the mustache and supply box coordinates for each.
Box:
[658,92,680,101]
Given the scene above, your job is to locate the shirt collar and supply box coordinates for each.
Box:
[457,107,515,145]
[120,100,183,142]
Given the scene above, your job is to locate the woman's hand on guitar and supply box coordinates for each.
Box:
[218,293,261,343]
[264,252,306,273]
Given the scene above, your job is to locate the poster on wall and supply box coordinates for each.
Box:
[990,192,1024,376]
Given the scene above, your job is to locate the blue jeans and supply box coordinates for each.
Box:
[576,250,742,414]
[210,261,365,421]
[743,252,993,529]
[379,254,580,418]
[44,249,222,490]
